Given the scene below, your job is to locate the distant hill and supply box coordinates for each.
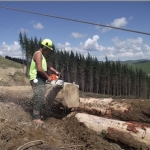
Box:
[121,59,150,74]
[121,59,150,64]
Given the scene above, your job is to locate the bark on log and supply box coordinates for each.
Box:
[0,83,80,108]
[76,97,150,124]
[75,113,150,149]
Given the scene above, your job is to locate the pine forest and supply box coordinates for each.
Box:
[10,33,150,99]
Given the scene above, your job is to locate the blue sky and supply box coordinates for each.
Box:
[0,1,150,61]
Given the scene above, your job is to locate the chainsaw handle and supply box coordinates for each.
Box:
[58,74,62,79]
[45,80,51,84]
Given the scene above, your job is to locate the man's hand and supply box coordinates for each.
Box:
[56,71,61,75]
[47,76,52,81]
[49,66,61,75]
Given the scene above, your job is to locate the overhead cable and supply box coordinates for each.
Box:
[0,23,18,34]
[0,5,150,36]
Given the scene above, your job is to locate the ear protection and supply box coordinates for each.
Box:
[42,46,47,50]
[42,42,50,51]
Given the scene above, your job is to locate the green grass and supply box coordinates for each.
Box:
[127,62,150,74]
[0,56,23,69]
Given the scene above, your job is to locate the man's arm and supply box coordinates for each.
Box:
[49,66,60,74]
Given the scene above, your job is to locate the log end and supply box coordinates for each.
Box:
[63,83,80,108]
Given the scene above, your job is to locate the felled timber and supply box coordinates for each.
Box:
[0,83,80,109]
[75,113,150,149]
[77,97,130,115]
[76,98,150,124]
[1,85,150,124]
[45,82,80,109]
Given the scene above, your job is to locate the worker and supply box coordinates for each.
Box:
[29,38,60,125]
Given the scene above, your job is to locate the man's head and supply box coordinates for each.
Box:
[41,39,55,54]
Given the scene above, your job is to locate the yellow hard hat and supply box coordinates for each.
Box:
[41,39,55,50]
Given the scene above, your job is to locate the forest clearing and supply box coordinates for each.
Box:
[0,62,150,150]
[0,2,150,150]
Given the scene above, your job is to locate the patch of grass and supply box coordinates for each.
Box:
[13,71,30,85]
[13,71,24,77]
[127,62,150,74]
[0,56,23,69]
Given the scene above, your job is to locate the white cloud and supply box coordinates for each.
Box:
[101,24,111,33]
[111,17,127,28]
[57,42,87,54]
[102,17,128,33]
[1,36,150,62]
[71,32,87,38]
[65,42,70,47]
[144,44,150,51]
[29,20,44,30]
[18,28,29,34]
[82,35,104,51]
[111,37,150,60]
[57,35,106,59]
[0,41,22,58]
[56,35,150,61]
[129,16,133,20]
[57,42,72,51]
[33,23,44,29]
[94,23,101,31]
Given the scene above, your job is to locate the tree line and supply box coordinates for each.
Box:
[5,56,27,65]
[18,33,150,99]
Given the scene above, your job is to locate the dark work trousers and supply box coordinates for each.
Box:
[30,78,46,119]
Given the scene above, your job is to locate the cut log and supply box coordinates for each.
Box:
[75,113,150,149]
[77,97,130,115]
[76,97,150,124]
[0,83,80,109]
[1,86,150,124]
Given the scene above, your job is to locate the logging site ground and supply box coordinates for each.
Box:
[0,56,150,150]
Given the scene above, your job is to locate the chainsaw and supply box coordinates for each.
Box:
[46,73,64,87]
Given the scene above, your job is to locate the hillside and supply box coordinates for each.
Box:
[0,55,24,68]
[0,56,30,86]
[128,62,150,74]
[121,59,150,74]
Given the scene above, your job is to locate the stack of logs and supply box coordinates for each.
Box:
[0,83,150,149]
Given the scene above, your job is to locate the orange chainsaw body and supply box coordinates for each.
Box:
[50,74,59,81]
[46,73,63,86]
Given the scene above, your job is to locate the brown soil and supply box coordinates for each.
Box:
[0,67,30,86]
[0,67,150,150]
[0,102,123,150]
[0,67,123,150]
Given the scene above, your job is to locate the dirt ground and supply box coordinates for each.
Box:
[0,66,150,150]
[0,67,124,150]
[0,67,30,86]
[0,101,124,150]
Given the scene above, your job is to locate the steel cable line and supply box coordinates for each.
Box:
[0,5,150,36]
[0,23,18,34]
